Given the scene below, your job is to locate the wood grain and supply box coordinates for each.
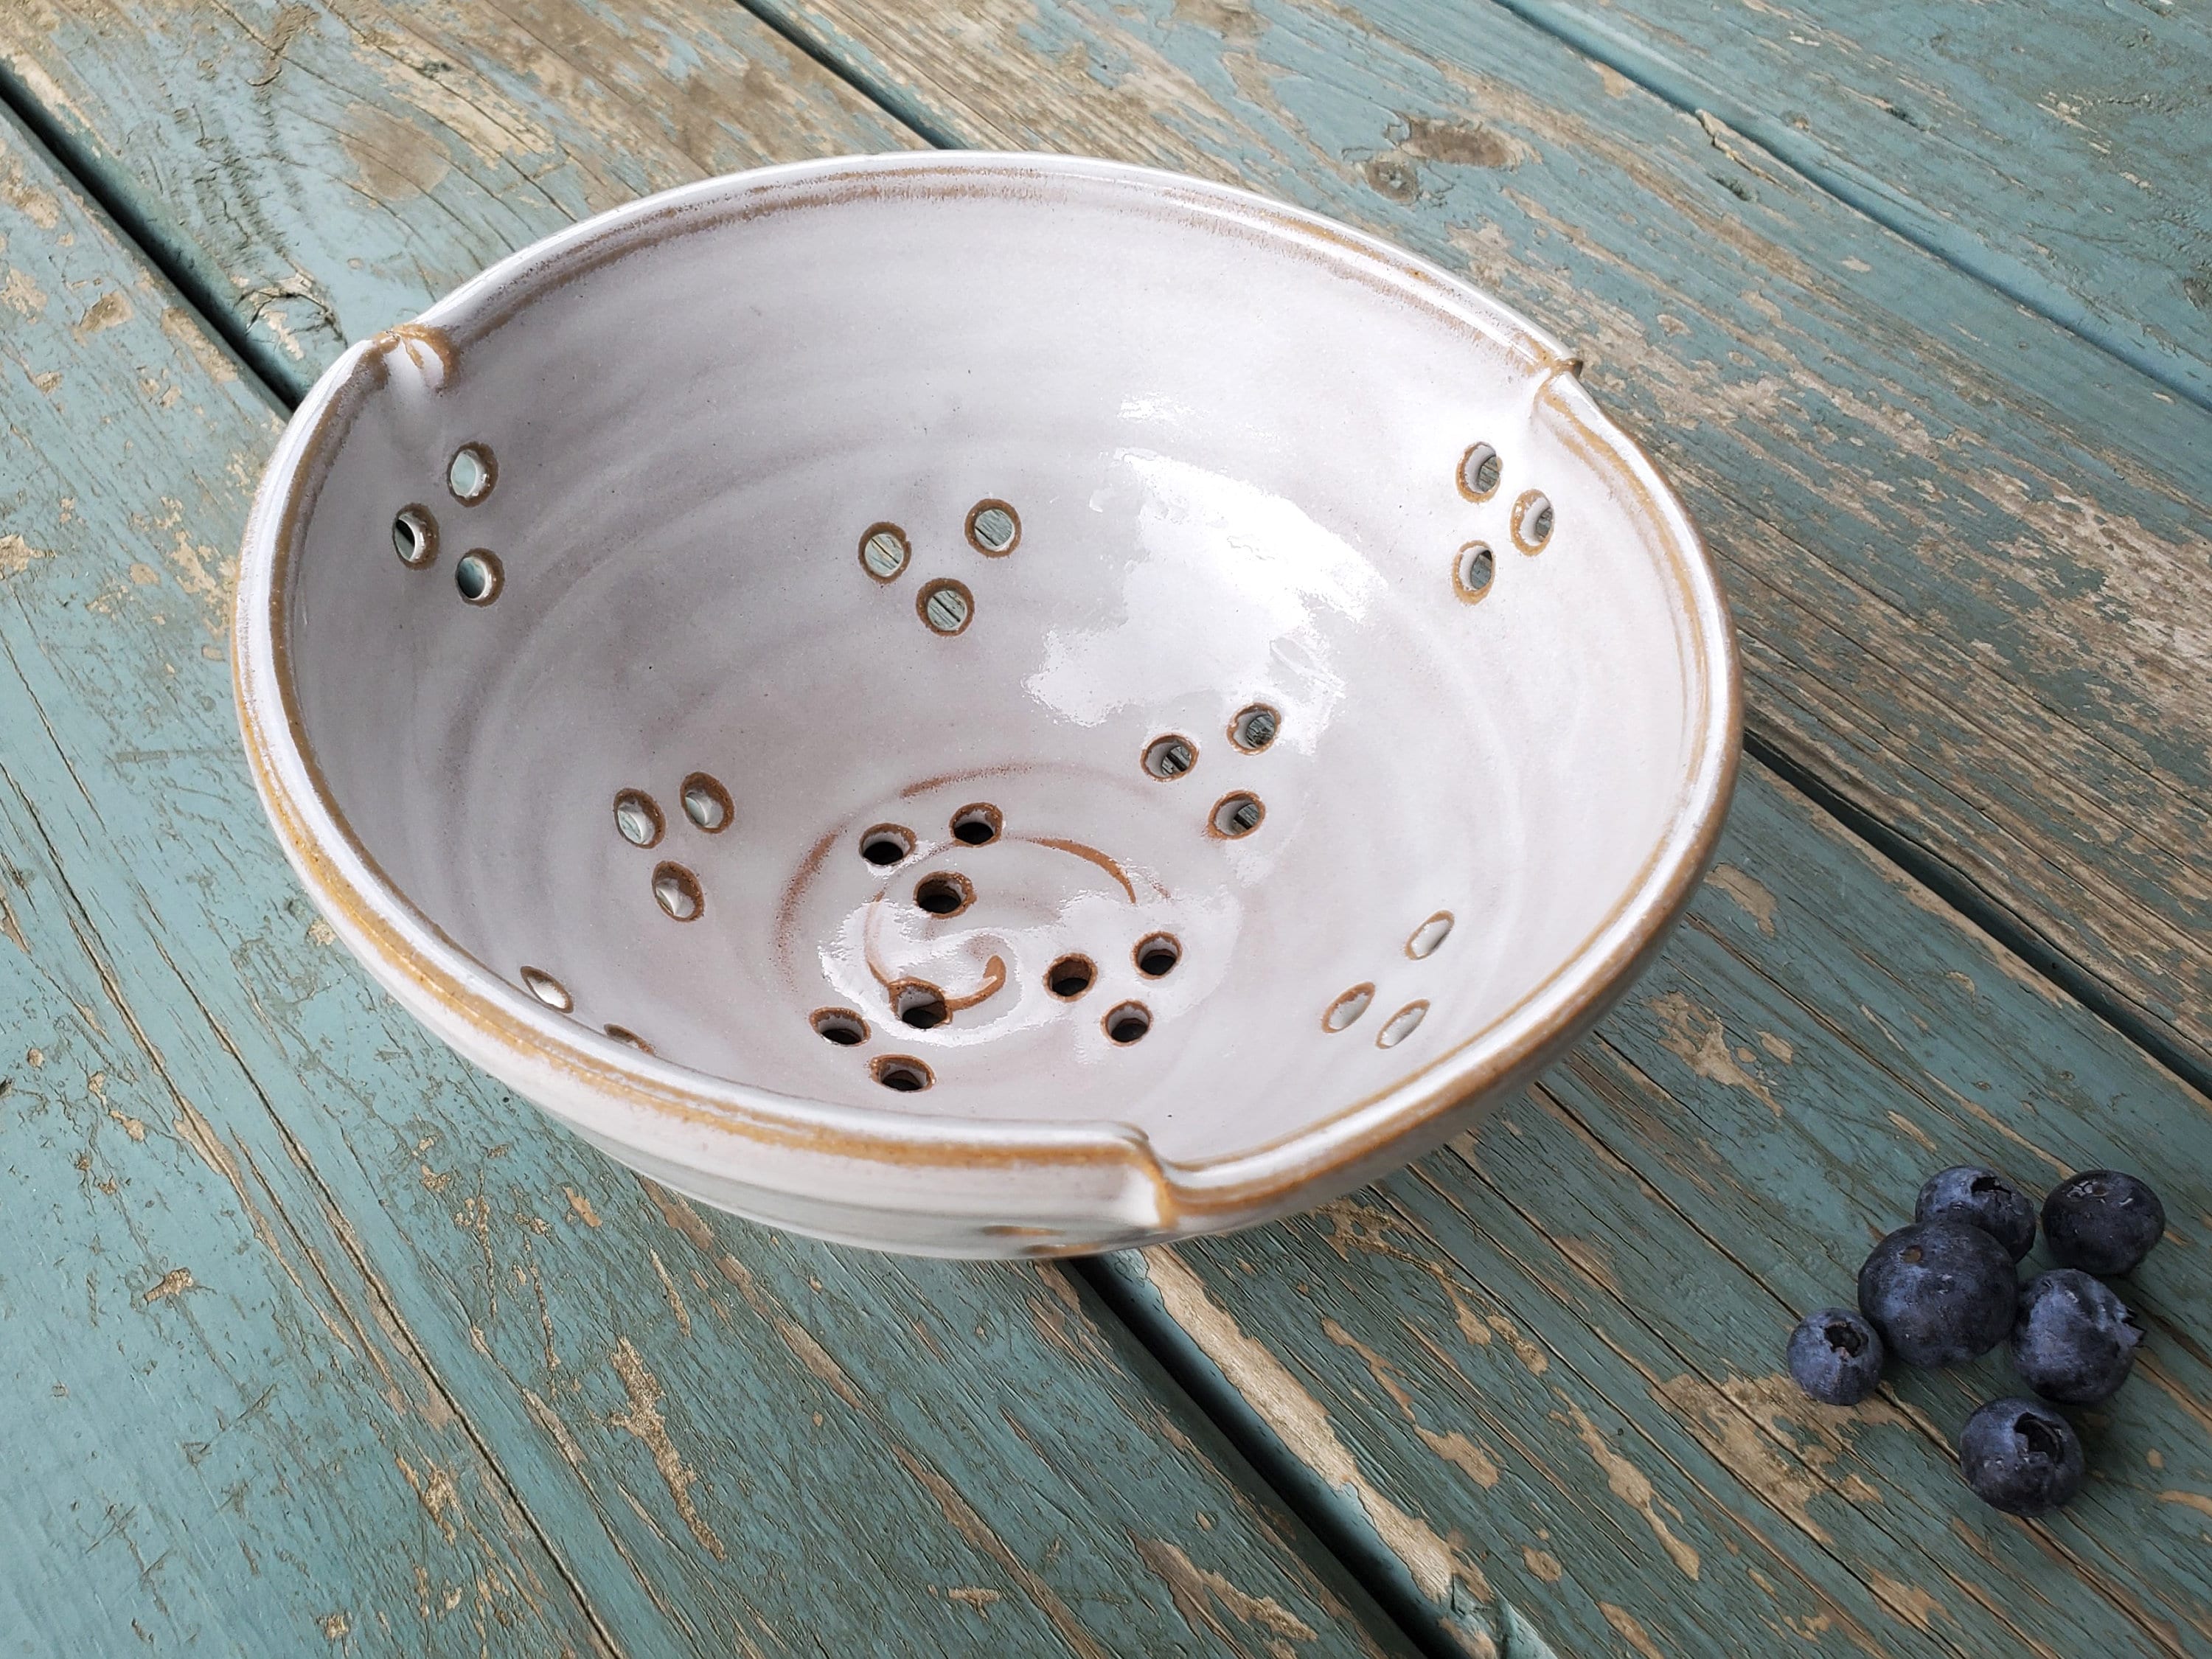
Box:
[0,101,1399,1659]
[1126,768,2212,1656]
[1487,0,2212,408]
[714,0,2212,1077]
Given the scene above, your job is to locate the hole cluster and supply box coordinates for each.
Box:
[520,967,571,1012]
[821,811,1184,1077]
[612,772,733,921]
[859,498,1023,636]
[395,444,507,604]
[1326,909,1458,1046]
[1448,439,1558,602]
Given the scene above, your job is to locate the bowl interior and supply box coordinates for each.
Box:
[278,163,1720,1169]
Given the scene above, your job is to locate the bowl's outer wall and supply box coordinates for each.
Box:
[235,153,1739,1256]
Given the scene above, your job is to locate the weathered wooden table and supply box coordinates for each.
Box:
[1,4,2205,1653]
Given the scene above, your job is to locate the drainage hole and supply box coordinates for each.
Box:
[914,874,973,917]
[1105,1002,1152,1045]
[613,789,664,848]
[1211,793,1265,838]
[874,1055,933,1092]
[1453,542,1495,602]
[519,966,571,1012]
[448,443,495,504]
[1135,934,1180,978]
[604,1024,653,1053]
[813,1009,869,1046]
[455,550,503,605]
[967,499,1020,555]
[1408,911,1455,959]
[1230,704,1279,752]
[392,507,437,568]
[1458,442,1501,500]
[894,984,949,1030]
[1047,956,1096,999]
[651,861,703,922]
[681,773,732,832]
[1144,734,1197,779]
[950,804,1002,846]
[860,824,915,866]
[918,578,974,635]
[859,522,911,582]
[1325,984,1374,1033]
[1377,1001,1430,1048]
[1515,490,1554,552]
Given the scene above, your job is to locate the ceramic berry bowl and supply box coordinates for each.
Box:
[235,153,1738,1257]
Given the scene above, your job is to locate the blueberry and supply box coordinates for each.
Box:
[1787,1307,1885,1405]
[1958,1397,2084,1516]
[1857,1220,2014,1368]
[1914,1165,2037,1262]
[2013,1269,2142,1404]
[2042,1170,2165,1276]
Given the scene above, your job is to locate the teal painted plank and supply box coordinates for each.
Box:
[1124,767,2212,1656]
[0,102,1402,1659]
[1481,0,2212,409]
[0,0,922,400]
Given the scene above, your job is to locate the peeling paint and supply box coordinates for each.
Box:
[607,1337,725,1560]
[1649,991,1781,1113]
[1141,1247,1490,1608]
[1557,1399,1700,1579]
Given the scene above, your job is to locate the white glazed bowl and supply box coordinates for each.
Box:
[236,153,1738,1257]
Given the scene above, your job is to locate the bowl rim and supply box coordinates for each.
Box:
[234,150,1740,1231]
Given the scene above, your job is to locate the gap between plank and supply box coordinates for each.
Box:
[1076,1254,1508,1659]
[0,65,299,406]
[1745,727,2212,1105]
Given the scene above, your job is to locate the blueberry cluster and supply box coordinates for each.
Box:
[1787,1166,2163,1517]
